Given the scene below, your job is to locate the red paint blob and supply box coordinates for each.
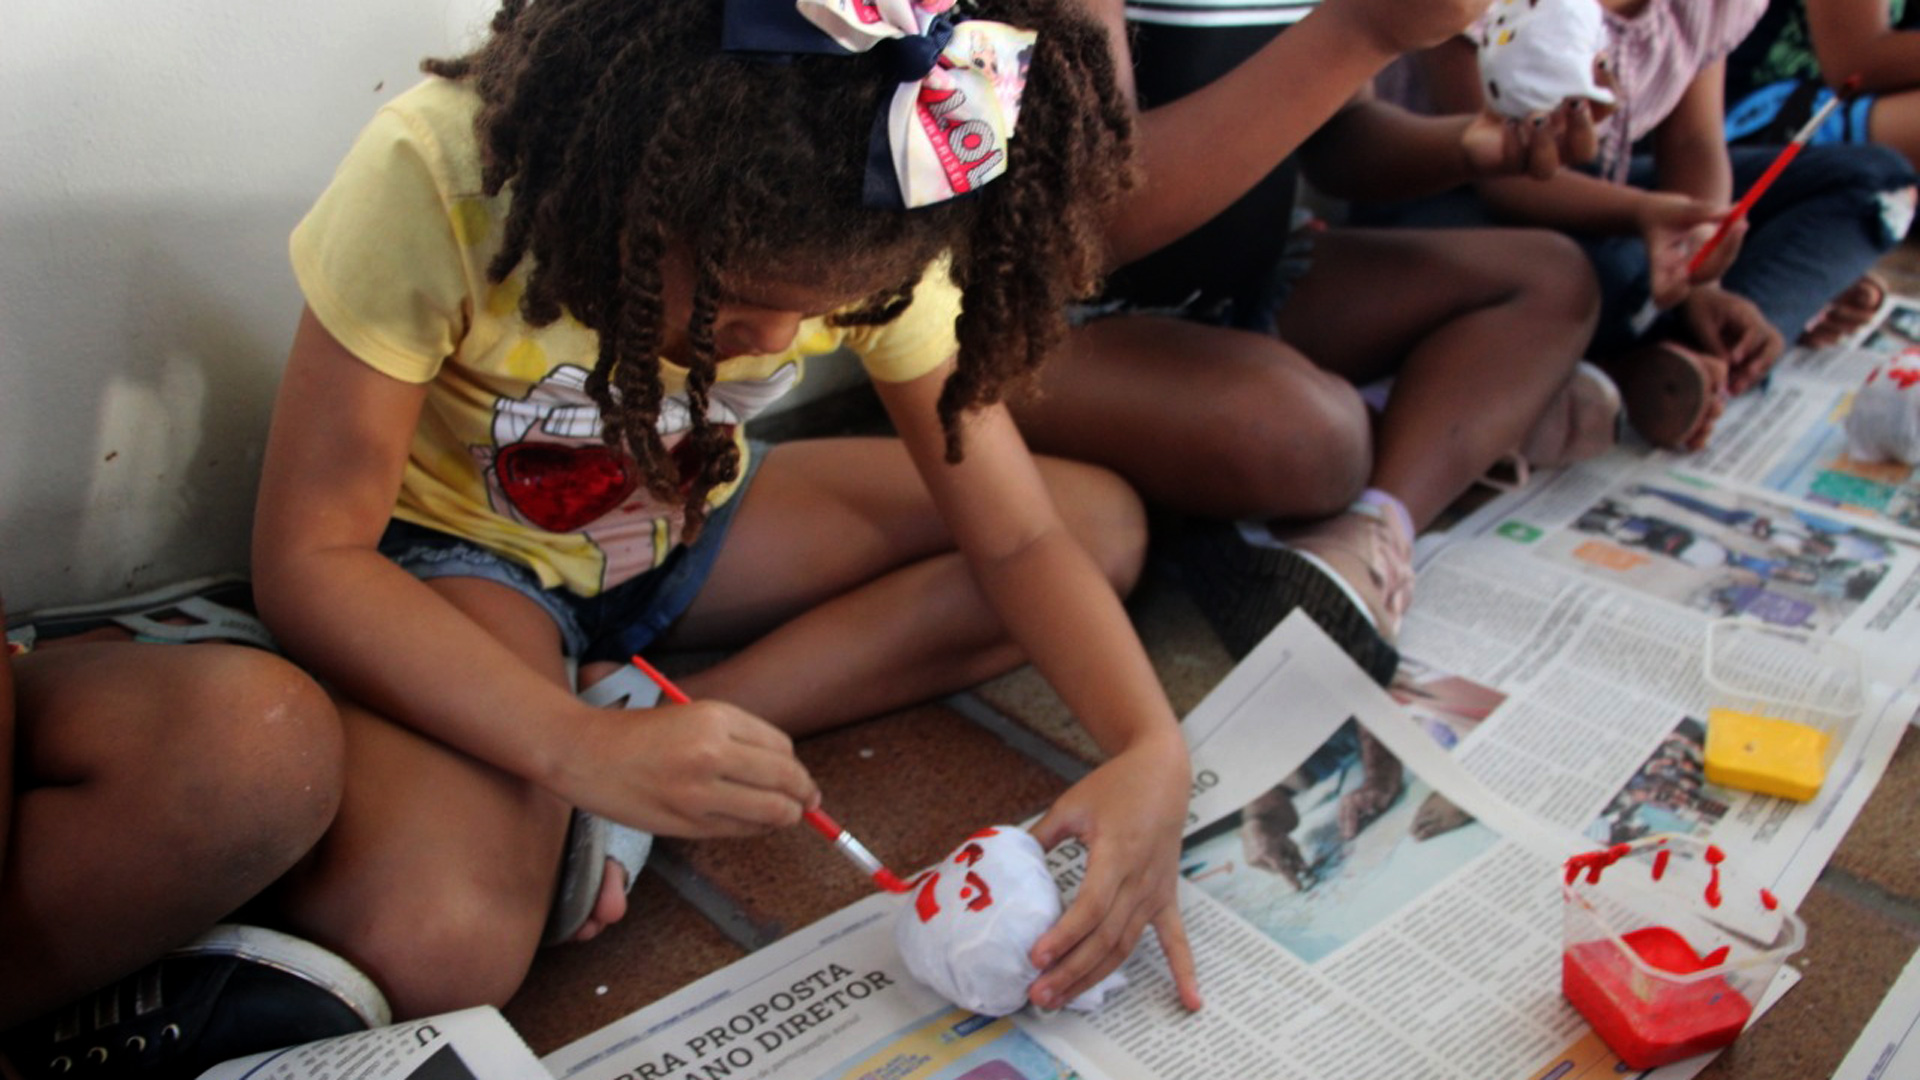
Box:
[1705,844,1726,865]
[914,873,943,923]
[956,842,986,867]
[1562,927,1754,1069]
[963,871,994,912]
[1760,889,1779,911]
[1652,849,1671,881]
[1706,865,1724,909]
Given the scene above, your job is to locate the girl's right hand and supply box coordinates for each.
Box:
[564,698,819,839]
[1637,194,1742,309]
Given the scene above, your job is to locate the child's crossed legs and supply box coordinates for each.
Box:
[280,437,1144,1019]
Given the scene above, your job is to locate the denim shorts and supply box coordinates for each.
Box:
[377,441,767,664]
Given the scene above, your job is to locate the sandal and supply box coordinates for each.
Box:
[543,664,661,945]
[1608,342,1727,451]
[1488,362,1624,490]
[1800,272,1889,348]
[9,574,277,653]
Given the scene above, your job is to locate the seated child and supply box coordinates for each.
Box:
[253,0,1200,1021]
[1011,0,1608,684]
[0,582,383,1076]
[1372,0,1917,452]
[1725,0,1920,343]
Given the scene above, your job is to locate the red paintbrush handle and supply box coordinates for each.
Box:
[1687,142,1802,277]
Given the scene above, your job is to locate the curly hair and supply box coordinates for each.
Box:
[424,0,1132,534]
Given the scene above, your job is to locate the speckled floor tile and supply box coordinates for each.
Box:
[652,702,1069,947]
[1696,882,1920,1079]
[505,870,747,1055]
[1829,726,1920,898]
[972,563,1235,764]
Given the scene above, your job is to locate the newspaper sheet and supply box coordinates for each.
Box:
[1682,297,1920,540]
[1833,944,1920,1080]
[545,613,1894,1080]
[197,1006,546,1080]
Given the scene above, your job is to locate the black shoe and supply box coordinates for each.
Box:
[1,925,389,1079]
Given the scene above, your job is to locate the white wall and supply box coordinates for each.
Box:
[0,1,504,612]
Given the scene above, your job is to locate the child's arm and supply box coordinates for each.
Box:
[1299,87,1597,202]
[1420,37,1733,306]
[253,310,817,838]
[1085,0,1496,269]
[872,361,1202,1013]
[1807,0,1920,93]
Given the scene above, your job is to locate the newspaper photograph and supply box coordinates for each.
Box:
[1420,456,1920,691]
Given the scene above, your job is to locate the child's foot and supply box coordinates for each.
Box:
[1176,494,1410,684]
[546,665,663,945]
[1518,361,1623,469]
[1608,342,1729,452]
[0,925,388,1079]
[1276,494,1414,644]
[1800,272,1887,348]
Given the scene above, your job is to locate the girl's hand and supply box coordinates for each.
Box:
[1026,731,1202,1012]
[1460,98,1600,181]
[1683,284,1784,396]
[1637,194,1741,309]
[561,698,819,839]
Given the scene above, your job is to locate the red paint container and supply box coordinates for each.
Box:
[1560,836,1804,1069]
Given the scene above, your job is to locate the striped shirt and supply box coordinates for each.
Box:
[1124,0,1320,29]
[1587,0,1765,180]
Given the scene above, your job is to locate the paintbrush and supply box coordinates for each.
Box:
[1630,76,1859,337]
[628,654,912,894]
[1685,77,1859,278]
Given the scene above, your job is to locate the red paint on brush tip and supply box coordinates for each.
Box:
[874,868,911,894]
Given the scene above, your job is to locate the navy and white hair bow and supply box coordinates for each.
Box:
[725,0,1036,209]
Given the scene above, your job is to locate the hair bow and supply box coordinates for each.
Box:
[724,0,1036,209]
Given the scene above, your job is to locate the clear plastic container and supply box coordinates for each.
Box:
[1701,619,1865,801]
[1561,835,1803,1069]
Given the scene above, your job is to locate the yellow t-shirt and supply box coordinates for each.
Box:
[291,78,960,596]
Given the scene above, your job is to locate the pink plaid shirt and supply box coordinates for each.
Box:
[1589,0,1765,180]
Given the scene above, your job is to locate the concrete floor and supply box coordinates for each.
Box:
[502,253,1920,1079]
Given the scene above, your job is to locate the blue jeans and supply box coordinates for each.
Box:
[1356,142,1916,355]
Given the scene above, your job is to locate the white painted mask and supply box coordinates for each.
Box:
[893,826,1126,1016]
[1477,0,1615,119]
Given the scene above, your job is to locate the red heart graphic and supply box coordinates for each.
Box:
[494,441,640,533]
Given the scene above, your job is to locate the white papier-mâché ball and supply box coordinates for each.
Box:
[1846,360,1920,465]
[894,826,1125,1017]
[1477,0,1616,119]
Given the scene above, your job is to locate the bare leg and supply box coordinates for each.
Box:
[1015,316,1373,522]
[276,580,575,1019]
[1275,228,1600,529]
[636,438,1145,735]
[1,641,342,1026]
